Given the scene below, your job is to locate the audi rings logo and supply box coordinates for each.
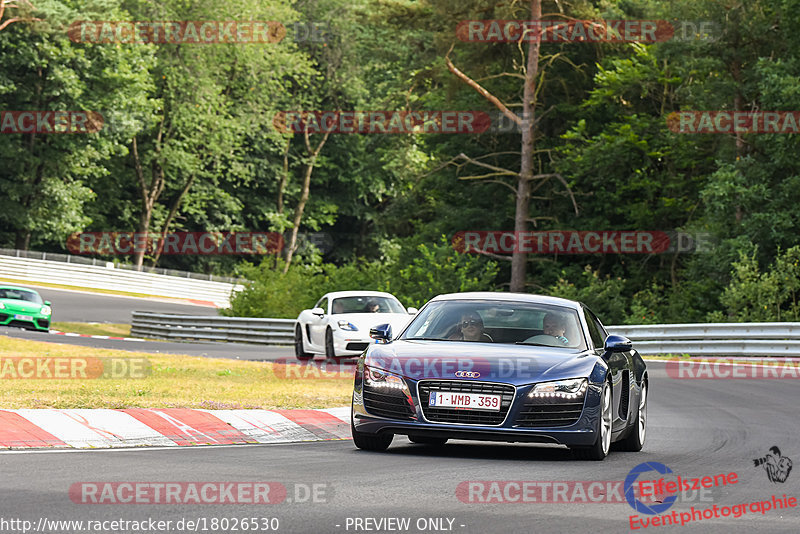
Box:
[455,370,481,378]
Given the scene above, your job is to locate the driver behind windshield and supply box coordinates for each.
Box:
[449,312,493,342]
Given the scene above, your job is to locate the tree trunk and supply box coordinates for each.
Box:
[283,129,331,273]
[134,205,152,269]
[14,231,30,250]
[277,136,290,215]
[149,175,195,267]
[131,134,165,271]
[510,0,542,293]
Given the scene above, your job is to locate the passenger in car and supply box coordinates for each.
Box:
[542,312,569,344]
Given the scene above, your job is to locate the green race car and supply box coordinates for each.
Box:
[0,285,52,332]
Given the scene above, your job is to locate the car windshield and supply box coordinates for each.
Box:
[331,296,405,314]
[0,288,43,304]
[401,299,586,350]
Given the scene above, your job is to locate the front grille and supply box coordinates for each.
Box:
[0,312,9,322]
[419,380,515,426]
[36,319,49,329]
[346,342,369,351]
[6,320,36,330]
[516,396,585,427]
[363,386,415,420]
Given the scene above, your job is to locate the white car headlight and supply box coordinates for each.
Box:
[529,378,587,399]
[364,366,408,391]
[337,320,358,331]
[0,302,4,309]
[40,305,52,316]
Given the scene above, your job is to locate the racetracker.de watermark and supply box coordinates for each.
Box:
[273,359,357,380]
[668,111,800,134]
[0,357,150,379]
[452,231,713,255]
[456,480,715,504]
[66,231,283,255]
[275,357,573,381]
[272,111,492,134]
[457,20,717,43]
[0,111,103,134]
[665,358,800,379]
[67,21,285,44]
[69,482,330,504]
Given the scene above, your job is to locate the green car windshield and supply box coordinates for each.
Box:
[0,288,43,304]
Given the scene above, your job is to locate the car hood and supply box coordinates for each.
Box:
[0,299,43,314]
[334,313,412,334]
[364,339,599,386]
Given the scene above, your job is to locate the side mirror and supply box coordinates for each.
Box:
[369,323,392,342]
[407,307,418,315]
[603,334,632,354]
[311,307,325,317]
[43,300,51,306]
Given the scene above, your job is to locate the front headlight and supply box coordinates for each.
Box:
[337,320,358,331]
[40,305,52,316]
[0,302,4,309]
[529,378,588,399]
[364,365,408,391]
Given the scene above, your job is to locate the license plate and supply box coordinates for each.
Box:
[14,314,33,321]
[429,391,501,411]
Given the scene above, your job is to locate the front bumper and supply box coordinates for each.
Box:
[0,312,49,331]
[352,378,603,447]
[332,331,374,356]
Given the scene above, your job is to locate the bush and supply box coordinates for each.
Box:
[385,237,500,309]
[714,246,800,322]
[223,260,328,318]
[545,266,629,325]
[225,236,499,317]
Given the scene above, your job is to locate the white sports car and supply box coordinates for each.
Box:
[295,291,417,360]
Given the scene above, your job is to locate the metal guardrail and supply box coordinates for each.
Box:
[606,323,800,356]
[0,248,245,284]
[130,313,800,355]
[131,312,295,344]
[0,254,243,307]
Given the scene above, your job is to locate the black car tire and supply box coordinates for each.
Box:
[408,435,448,446]
[325,328,337,359]
[618,381,647,452]
[295,325,313,361]
[351,420,393,451]
[572,381,612,461]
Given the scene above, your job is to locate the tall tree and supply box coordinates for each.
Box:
[442,0,584,291]
[0,0,155,250]
[118,0,313,270]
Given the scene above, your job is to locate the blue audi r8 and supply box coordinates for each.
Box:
[351,292,647,460]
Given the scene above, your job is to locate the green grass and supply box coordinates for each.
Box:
[51,322,132,337]
[0,336,352,409]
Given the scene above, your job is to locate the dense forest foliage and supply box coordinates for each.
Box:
[2,0,799,322]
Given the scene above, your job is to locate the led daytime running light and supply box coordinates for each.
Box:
[529,379,588,399]
[365,366,407,390]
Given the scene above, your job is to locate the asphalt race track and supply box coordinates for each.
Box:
[0,326,290,361]
[30,286,220,323]
[1,362,799,534]
[0,285,293,360]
